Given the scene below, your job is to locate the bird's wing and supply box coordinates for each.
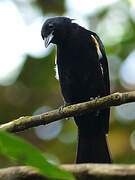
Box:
[91,33,110,95]
[90,32,110,134]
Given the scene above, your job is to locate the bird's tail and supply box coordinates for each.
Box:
[76,132,112,163]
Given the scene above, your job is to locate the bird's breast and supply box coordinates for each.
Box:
[56,44,105,103]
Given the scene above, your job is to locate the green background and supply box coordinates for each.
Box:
[0,0,135,167]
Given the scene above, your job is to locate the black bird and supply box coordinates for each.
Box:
[41,17,112,163]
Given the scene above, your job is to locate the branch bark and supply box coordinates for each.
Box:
[1,164,135,180]
[0,91,135,133]
[0,166,46,180]
[62,164,135,180]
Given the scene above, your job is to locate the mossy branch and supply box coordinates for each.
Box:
[1,164,135,180]
[0,166,46,180]
[0,91,135,133]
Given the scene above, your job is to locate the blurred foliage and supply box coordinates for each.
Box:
[0,49,60,124]
[32,0,66,15]
[0,131,74,180]
[88,1,135,60]
[0,0,135,168]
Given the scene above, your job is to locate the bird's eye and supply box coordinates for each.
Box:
[48,23,54,29]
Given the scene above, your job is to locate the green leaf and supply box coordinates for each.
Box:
[0,131,75,180]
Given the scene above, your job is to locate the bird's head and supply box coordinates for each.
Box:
[41,17,73,48]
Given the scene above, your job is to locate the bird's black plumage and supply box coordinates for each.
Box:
[41,16,112,163]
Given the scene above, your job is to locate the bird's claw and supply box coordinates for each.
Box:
[59,105,65,113]
[59,103,71,113]
[90,96,100,101]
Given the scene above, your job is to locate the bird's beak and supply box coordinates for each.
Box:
[44,31,54,48]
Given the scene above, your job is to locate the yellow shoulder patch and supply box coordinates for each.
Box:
[91,35,102,59]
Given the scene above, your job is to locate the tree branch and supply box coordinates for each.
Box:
[0,166,46,180]
[62,164,135,180]
[0,91,135,133]
[1,164,135,180]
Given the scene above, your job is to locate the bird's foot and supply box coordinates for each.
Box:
[90,95,100,101]
[59,102,71,113]
[90,96,101,117]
